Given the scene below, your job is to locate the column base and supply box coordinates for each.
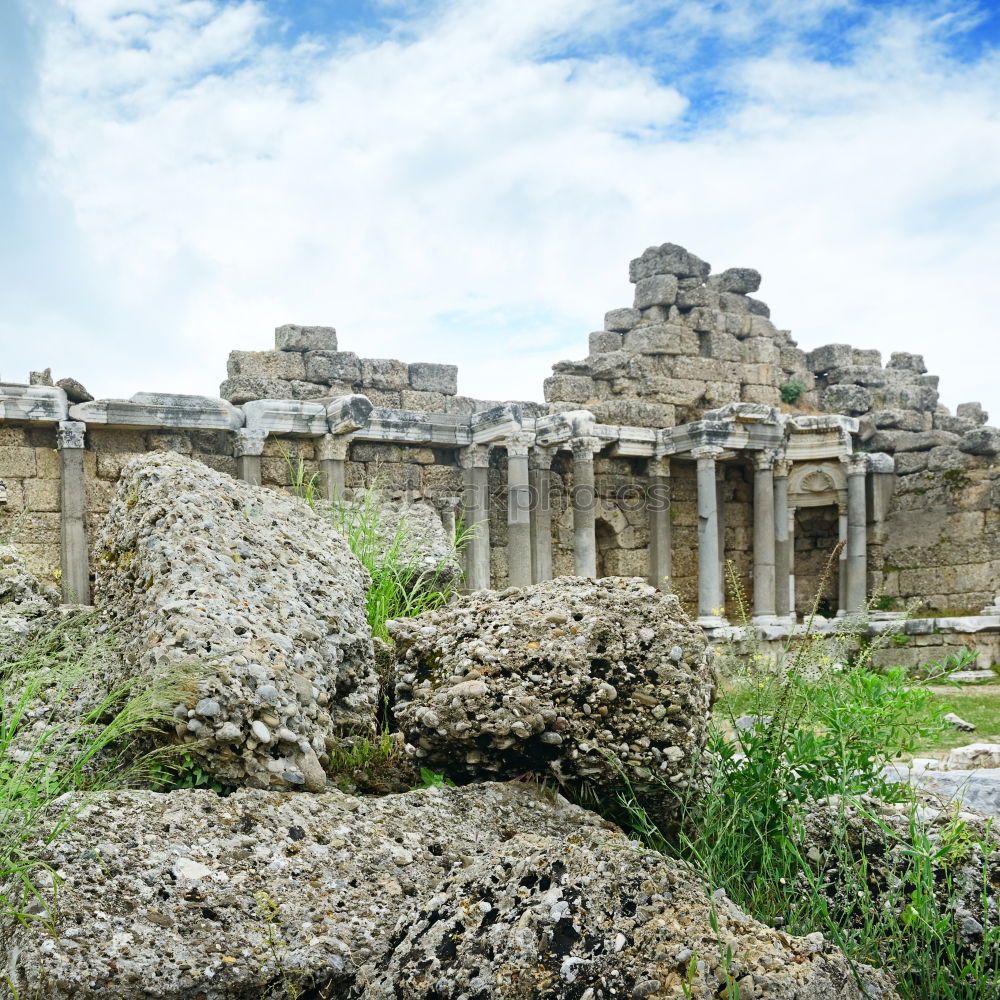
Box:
[751,614,781,626]
[696,615,729,628]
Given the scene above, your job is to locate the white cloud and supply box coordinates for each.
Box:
[5,0,1000,421]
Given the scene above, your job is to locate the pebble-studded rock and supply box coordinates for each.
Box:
[0,783,613,1000]
[0,544,60,648]
[390,577,715,831]
[93,452,377,791]
[359,829,898,1000]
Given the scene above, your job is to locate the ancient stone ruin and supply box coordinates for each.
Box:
[1,242,998,669]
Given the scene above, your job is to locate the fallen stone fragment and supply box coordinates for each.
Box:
[360,830,897,1000]
[944,711,976,732]
[55,376,94,403]
[391,577,715,832]
[0,544,60,649]
[946,743,1000,769]
[93,452,378,791]
[0,783,611,1000]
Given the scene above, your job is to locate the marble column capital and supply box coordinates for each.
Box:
[529,446,556,471]
[459,443,492,470]
[570,435,602,461]
[505,431,535,458]
[647,454,671,478]
[317,432,352,462]
[773,459,792,478]
[56,420,86,450]
[234,428,268,458]
[846,453,868,476]
[436,495,462,513]
[691,445,724,462]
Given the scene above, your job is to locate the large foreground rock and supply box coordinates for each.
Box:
[360,831,896,1000]
[390,577,715,831]
[94,452,377,791]
[0,783,612,1000]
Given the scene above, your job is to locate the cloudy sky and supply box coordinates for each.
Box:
[2,0,998,417]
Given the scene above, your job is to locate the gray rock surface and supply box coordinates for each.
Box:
[712,266,762,294]
[93,452,378,791]
[0,783,612,1000]
[390,577,714,831]
[883,760,1000,817]
[361,829,896,1000]
[959,426,1000,456]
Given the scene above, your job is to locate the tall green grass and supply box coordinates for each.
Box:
[0,613,198,926]
[286,455,472,639]
[618,551,1000,999]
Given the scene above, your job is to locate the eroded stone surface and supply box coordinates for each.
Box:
[390,577,714,831]
[0,544,60,648]
[360,830,897,1000]
[0,783,612,1000]
[93,452,378,791]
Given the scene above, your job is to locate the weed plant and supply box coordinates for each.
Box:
[285,454,472,639]
[616,548,1000,999]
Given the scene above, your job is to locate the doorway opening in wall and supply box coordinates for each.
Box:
[596,519,616,579]
[794,505,841,617]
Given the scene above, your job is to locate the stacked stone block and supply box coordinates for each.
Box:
[221,324,463,413]
[544,243,817,427]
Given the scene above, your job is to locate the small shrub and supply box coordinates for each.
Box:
[779,380,805,404]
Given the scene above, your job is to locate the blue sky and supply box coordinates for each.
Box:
[2,0,999,418]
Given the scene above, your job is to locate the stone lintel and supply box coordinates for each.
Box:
[470,403,524,445]
[534,409,597,448]
[357,408,471,447]
[0,383,69,423]
[71,393,242,431]
[243,399,328,436]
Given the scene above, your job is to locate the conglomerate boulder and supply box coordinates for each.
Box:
[390,577,715,830]
[93,452,377,791]
[0,544,60,650]
[360,830,897,1000]
[0,783,612,1000]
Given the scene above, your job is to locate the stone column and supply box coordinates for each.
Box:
[505,432,533,588]
[787,505,797,616]
[773,461,791,620]
[460,445,492,591]
[529,447,555,583]
[837,502,848,615]
[752,453,777,622]
[694,446,725,625]
[234,429,267,487]
[57,420,89,605]
[571,436,601,578]
[647,455,671,589]
[715,464,726,596]
[846,455,868,614]
[317,433,351,500]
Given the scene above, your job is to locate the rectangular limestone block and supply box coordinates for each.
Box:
[400,389,448,413]
[805,343,854,374]
[0,427,31,447]
[543,374,596,404]
[704,381,742,407]
[603,308,641,333]
[741,384,781,405]
[304,351,362,385]
[364,388,404,408]
[219,377,296,404]
[408,362,458,395]
[743,338,780,365]
[592,399,676,428]
[361,358,410,391]
[718,292,750,314]
[0,447,38,478]
[623,323,699,356]
[274,325,338,353]
[633,274,678,309]
[227,350,306,381]
[684,307,721,334]
[588,351,632,380]
[443,396,478,415]
[589,331,624,354]
[22,478,60,513]
[676,286,719,310]
[741,363,779,385]
[422,464,464,492]
[647,377,704,407]
[701,331,743,362]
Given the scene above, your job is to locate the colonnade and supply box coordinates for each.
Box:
[457,437,869,624]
